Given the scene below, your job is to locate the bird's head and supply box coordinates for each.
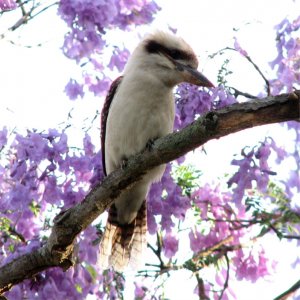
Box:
[124,31,214,88]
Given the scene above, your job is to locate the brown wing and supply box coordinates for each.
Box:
[101,76,123,176]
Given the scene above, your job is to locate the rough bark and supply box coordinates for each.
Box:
[0,91,299,294]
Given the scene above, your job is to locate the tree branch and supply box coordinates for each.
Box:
[196,273,209,300]
[0,91,299,294]
[274,279,300,300]
[219,254,230,300]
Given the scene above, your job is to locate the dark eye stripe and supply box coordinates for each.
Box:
[145,39,192,61]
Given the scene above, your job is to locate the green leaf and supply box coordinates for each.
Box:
[75,284,82,294]
[29,200,41,216]
[8,244,15,253]
[85,264,97,282]
[172,164,202,197]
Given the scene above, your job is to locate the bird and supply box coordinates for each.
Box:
[99,31,214,272]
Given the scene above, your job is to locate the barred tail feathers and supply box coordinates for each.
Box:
[98,201,147,272]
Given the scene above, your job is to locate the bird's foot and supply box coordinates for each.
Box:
[146,138,157,151]
[288,91,299,100]
[121,157,128,170]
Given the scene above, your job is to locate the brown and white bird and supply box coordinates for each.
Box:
[99,31,214,272]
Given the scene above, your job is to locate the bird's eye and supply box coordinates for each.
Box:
[168,49,183,60]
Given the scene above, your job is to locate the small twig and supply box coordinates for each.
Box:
[196,273,209,300]
[16,0,27,17]
[30,1,58,19]
[212,47,271,95]
[280,234,300,240]
[269,224,300,240]
[194,236,233,261]
[136,268,160,278]
[8,227,26,243]
[229,86,257,99]
[274,279,300,300]
[243,51,271,96]
[218,254,230,300]
[147,235,165,269]
[1,0,58,39]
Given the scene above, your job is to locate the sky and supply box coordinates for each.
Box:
[1,0,300,299]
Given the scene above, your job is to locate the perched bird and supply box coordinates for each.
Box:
[99,31,214,272]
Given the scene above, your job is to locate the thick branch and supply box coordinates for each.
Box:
[0,91,299,294]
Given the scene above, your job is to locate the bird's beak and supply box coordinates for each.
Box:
[175,62,214,88]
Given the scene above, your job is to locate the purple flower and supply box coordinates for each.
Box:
[233,37,248,57]
[83,134,95,156]
[61,179,88,208]
[13,132,48,162]
[189,230,203,253]
[0,127,8,148]
[89,151,105,187]
[134,282,147,299]
[0,0,17,10]
[146,209,157,234]
[147,165,191,232]
[160,215,175,231]
[65,79,84,100]
[270,139,287,163]
[233,249,270,283]
[42,175,61,204]
[53,132,68,154]
[5,182,32,209]
[269,16,300,94]
[108,47,130,72]
[78,226,98,264]
[87,77,111,96]
[162,233,178,258]
[10,160,27,180]
[5,285,22,299]
[115,1,160,28]
[175,84,213,129]
[228,140,275,204]
[210,87,237,108]
[16,217,39,240]
[286,170,300,199]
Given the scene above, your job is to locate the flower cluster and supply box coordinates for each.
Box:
[0,0,16,11]
[0,128,104,299]
[233,248,270,282]
[227,140,275,205]
[147,164,190,237]
[187,182,272,299]
[269,16,300,94]
[175,84,236,130]
[175,84,213,129]
[65,79,84,100]
[189,184,238,253]
[59,0,160,98]
[267,17,300,204]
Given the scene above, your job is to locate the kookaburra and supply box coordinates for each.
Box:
[99,31,214,272]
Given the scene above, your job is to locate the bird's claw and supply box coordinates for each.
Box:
[288,92,299,100]
[121,157,128,170]
[146,138,156,151]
